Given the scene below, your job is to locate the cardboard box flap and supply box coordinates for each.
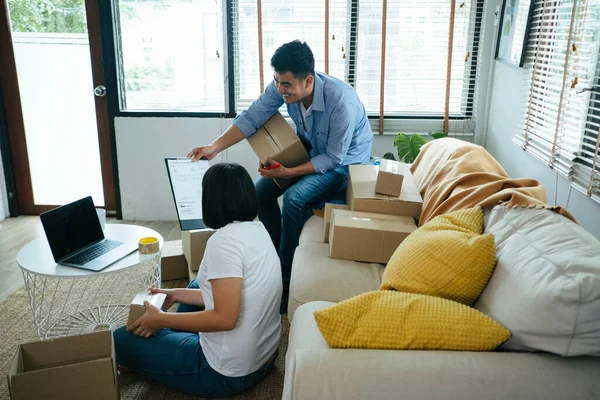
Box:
[350,164,422,203]
[247,128,281,158]
[273,139,310,167]
[9,358,116,400]
[263,112,298,149]
[19,331,112,372]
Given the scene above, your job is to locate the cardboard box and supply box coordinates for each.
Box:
[247,111,310,189]
[160,240,188,281]
[323,203,350,243]
[347,164,423,218]
[375,159,405,197]
[7,331,119,400]
[127,291,167,330]
[329,209,417,264]
[182,229,215,271]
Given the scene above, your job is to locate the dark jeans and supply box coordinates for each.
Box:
[255,166,348,288]
[113,279,277,397]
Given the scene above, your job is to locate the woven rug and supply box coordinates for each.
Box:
[0,280,288,400]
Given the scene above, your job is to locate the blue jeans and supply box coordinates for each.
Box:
[255,166,348,287]
[113,280,276,397]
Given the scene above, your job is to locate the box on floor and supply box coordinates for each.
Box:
[329,209,417,264]
[247,111,310,189]
[347,164,423,218]
[181,229,215,272]
[160,240,188,281]
[7,331,119,400]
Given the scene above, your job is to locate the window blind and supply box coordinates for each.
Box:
[232,0,483,135]
[515,0,600,200]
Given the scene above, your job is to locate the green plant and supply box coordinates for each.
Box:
[387,132,448,163]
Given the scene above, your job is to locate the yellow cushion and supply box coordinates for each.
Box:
[381,206,496,305]
[314,290,511,350]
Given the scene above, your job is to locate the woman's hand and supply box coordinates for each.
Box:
[129,301,164,338]
[149,287,177,310]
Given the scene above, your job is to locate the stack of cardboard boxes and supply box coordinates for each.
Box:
[326,159,422,264]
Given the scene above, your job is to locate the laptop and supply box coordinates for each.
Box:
[40,196,138,272]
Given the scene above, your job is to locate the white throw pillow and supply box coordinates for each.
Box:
[475,206,600,356]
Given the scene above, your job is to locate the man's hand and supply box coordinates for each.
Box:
[259,158,292,179]
[129,301,164,338]
[149,287,177,310]
[187,144,219,161]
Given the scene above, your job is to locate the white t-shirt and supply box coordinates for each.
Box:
[196,221,282,377]
[299,101,313,134]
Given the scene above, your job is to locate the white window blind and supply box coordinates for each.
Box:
[232,0,483,135]
[515,0,600,201]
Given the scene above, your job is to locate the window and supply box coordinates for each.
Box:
[113,0,227,113]
[515,0,600,201]
[232,0,483,134]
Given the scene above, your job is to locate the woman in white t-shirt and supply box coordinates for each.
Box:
[113,163,282,397]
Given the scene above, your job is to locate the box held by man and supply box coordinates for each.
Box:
[247,111,310,189]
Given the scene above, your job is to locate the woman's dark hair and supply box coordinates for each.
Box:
[202,163,258,229]
[270,40,315,81]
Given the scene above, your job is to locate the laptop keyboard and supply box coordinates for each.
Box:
[63,240,123,265]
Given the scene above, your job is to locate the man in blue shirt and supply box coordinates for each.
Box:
[188,41,373,312]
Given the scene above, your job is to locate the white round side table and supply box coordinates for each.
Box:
[17,224,163,339]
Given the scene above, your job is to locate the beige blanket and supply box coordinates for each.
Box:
[410,138,575,226]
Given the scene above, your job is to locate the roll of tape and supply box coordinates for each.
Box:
[139,237,160,254]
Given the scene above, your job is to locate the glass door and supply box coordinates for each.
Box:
[3,0,114,213]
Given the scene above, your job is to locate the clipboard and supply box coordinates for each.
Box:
[165,157,208,231]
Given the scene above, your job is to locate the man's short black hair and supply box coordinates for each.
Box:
[202,163,258,229]
[271,40,315,81]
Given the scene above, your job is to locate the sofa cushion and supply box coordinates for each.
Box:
[284,301,600,400]
[314,290,510,350]
[382,207,496,305]
[475,206,600,356]
[288,243,384,321]
[299,215,324,244]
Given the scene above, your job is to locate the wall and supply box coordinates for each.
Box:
[115,116,399,220]
[485,61,600,238]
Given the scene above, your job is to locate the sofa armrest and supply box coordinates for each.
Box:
[284,302,600,400]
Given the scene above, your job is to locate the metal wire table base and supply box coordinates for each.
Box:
[22,253,161,339]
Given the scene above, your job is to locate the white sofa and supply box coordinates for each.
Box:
[283,207,600,400]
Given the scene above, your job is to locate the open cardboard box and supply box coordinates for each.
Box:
[247,111,310,189]
[347,164,423,218]
[7,331,119,400]
[329,209,417,264]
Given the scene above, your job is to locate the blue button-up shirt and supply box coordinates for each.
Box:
[233,72,373,173]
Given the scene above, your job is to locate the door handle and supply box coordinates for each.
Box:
[94,85,107,97]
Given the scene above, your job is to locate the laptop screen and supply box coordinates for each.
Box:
[40,196,105,262]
